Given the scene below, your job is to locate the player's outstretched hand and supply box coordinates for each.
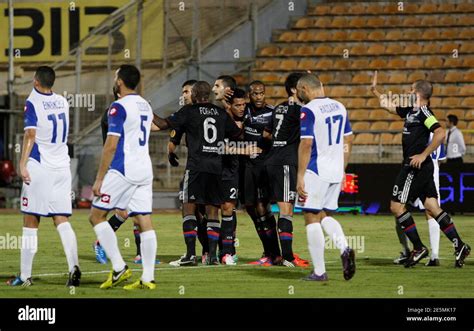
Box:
[297,176,307,198]
[92,179,103,197]
[370,70,378,93]
[168,152,179,167]
[409,153,426,169]
[20,166,31,185]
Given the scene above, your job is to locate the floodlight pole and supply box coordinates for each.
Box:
[7,0,15,160]
[135,0,143,71]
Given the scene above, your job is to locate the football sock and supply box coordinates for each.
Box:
[247,207,269,256]
[20,227,38,281]
[277,215,294,261]
[207,220,221,259]
[139,230,157,283]
[395,218,410,255]
[232,210,237,255]
[262,213,281,258]
[93,222,126,272]
[435,211,464,250]
[182,215,197,258]
[56,222,79,272]
[306,223,326,276]
[108,213,126,232]
[427,218,440,259]
[221,214,234,256]
[396,211,424,250]
[197,215,209,255]
[321,216,348,255]
[133,225,141,256]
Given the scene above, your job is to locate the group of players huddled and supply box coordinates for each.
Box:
[7,63,469,290]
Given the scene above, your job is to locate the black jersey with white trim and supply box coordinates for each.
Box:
[243,103,274,167]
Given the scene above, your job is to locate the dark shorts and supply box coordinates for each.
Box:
[391,162,438,205]
[222,176,239,203]
[243,165,269,205]
[266,164,297,203]
[182,170,224,206]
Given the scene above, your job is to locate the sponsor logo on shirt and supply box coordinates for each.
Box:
[109,107,118,116]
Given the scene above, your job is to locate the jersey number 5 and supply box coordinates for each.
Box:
[325,115,343,145]
[139,115,148,146]
[47,112,67,143]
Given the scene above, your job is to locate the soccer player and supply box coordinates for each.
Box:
[212,75,237,108]
[8,66,81,287]
[153,81,242,265]
[94,89,148,265]
[90,65,157,290]
[263,73,309,268]
[243,81,281,266]
[370,71,470,268]
[296,74,356,281]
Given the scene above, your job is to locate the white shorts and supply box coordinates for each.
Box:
[21,160,72,217]
[295,170,341,212]
[92,170,152,216]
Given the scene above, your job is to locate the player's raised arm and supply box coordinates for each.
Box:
[369,70,397,115]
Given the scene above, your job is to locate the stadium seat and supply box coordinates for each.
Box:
[280,59,298,71]
[260,60,280,71]
[386,44,403,54]
[430,97,442,107]
[389,72,408,83]
[350,4,366,15]
[297,59,317,71]
[349,17,366,28]
[367,98,381,108]
[425,57,444,68]
[315,17,332,28]
[334,72,352,84]
[444,57,463,68]
[392,133,402,144]
[405,30,421,40]
[467,121,474,130]
[296,46,314,56]
[334,59,350,70]
[405,58,423,69]
[369,110,388,120]
[311,5,330,15]
[460,85,474,96]
[332,31,349,41]
[457,3,474,12]
[278,31,297,42]
[259,46,279,56]
[315,59,333,70]
[349,31,367,41]
[346,98,367,109]
[352,122,370,131]
[444,71,460,82]
[439,29,458,39]
[388,121,404,131]
[366,4,385,14]
[256,73,281,83]
[440,85,458,96]
[354,133,379,145]
[297,31,315,42]
[457,121,467,130]
[421,16,438,26]
[464,97,474,108]
[330,86,350,97]
[367,17,385,27]
[295,17,313,29]
[352,73,371,84]
[386,30,403,40]
[367,44,385,55]
[280,47,298,56]
[367,31,385,41]
[318,73,333,84]
[351,45,366,55]
[422,44,438,54]
[313,31,332,41]
[459,16,474,25]
[352,59,369,69]
[403,17,419,27]
[438,3,456,12]
[330,5,347,15]
[370,122,389,131]
[385,16,402,26]
[349,110,367,121]
[460,42,474,53]
[459,29,472,39]
[422,30,439,40]
[464,71,474,82]
[427,71,445,82]
[388,58,405,69]
[466,110,474,120]
[315,45,333,55]
[381,133,395,145]
[331,17,347,28]
[383,4,400,14]
[369,59,387,69]
[442,97,462,108]
[351,86,368,96]
[404,44,423,54]
[440,43,460,54]
[463,57,474,67]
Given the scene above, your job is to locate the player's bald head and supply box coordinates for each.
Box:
[191,81,211,103]
[296,74,323,103]
[412,80,433,100]
[297,74,321,89]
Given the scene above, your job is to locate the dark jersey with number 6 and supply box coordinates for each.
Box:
[166,103,241,174]
[264,100,301,166]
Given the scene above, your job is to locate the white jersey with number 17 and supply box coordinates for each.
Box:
[300,97,352,184]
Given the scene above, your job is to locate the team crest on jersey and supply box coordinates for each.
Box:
[109,107,118,116]
[101,194,111,203]
[300,112,306,120]
[170,130,176,138]
[22,197,28,207]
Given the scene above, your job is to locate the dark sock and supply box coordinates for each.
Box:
[435,211,464,250]
[247,207,270,256]
[396,211,424,250]
[207,219,221,260]
[183,215,197,258]
[231,210,237,255]
[220,214,234,256]
[262,213,281,258]
[197,215,209,255]
[108,213,126,232]
[394,218,410,255]
[278,215,294,261]
[133,225,141,256]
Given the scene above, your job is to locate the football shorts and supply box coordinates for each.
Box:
[295,169,341,212]
[266,164,297,203]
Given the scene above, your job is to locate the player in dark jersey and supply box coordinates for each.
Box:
[243,80,281,266]
[371,71,470,268]
[263,73,309,268]
[94,90,156,265]
[153,81,242,265]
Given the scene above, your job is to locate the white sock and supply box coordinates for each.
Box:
[427,218,440,259]
[321,216,348,254]
[93,222,126,272]
[306,223,326,276]
[20,227,38,281]
[57,222,79,272]
[140,230,157,283]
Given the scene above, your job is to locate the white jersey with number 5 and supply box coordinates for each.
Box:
[24,88,70,169]
[107,94,153,185]
[300,97,352,183]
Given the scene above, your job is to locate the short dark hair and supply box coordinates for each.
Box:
[229,88,246,104]
[217,75,237,89]
[117,64,141,90]
[413,80,433,100]
[247,80,265,92]
[285,72,304,97]
[182,79,197,88]
[192,81,211,103]
[447,114,458,125]
[35,66,55,88]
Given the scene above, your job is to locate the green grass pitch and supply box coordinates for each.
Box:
[0,210,472,298]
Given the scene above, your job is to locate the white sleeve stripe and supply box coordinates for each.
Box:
[24,126,37,130]
[344,131,353,136]
[300,135,314,139]
[107,132,121,137]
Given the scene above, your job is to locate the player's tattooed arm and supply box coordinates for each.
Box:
[370,70,397,114]
[92,135,120,196]
[297,138,312,198]
[410,126,446,169]
[19,129,36,184]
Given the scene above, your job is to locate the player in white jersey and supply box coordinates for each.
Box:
[7,66,81,287]
[394,135,447,266]
[295,74,356,282]
[89,65,157,290]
